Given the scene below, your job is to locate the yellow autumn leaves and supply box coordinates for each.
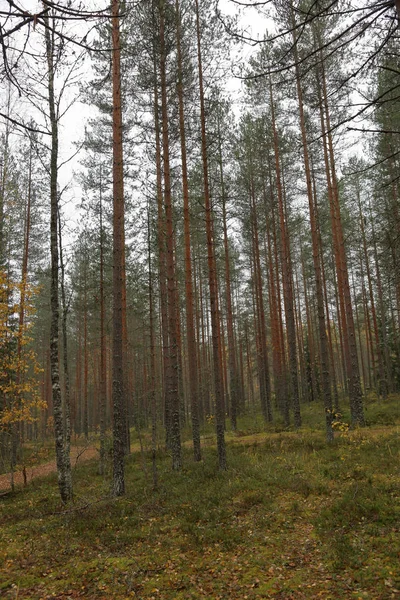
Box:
[0,270,45,427]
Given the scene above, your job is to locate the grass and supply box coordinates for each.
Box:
[0,396,399,599]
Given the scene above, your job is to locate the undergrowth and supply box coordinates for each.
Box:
[0,396,399,599]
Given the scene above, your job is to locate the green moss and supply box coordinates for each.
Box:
[1,398,400,599]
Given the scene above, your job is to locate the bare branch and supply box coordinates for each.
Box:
[0,111,50,134]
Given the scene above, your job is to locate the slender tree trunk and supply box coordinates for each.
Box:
[75,323,82,436]
[175,0,201,458]
[312,173,340,410]
[0,88,11,268]
[58,209,72,493]
[362,279,374,391]
[357,190,386,397]
[244,321,255,411]
[265,199,284,416]
[351,263,366,393]
[99,169,107,476]
[152,45,169,447]
[271,201,289,422]
[269,79,301,428]
[217,108,239,431]
[44,10,72,503]
[371,216,392,393]
[290,23,332,438]
[112,0,126,496]
[195,0,226,469]
[193,255,204,424]
[13,141,33,477]
[159,0,181,470]
[250,182,272,422]
[294,268,308,404]
[83,246,89,441]
[148,204,158,489]
[317,54,364,426]
[301,248,319,406]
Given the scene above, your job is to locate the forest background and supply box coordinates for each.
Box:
[0,0,399,597]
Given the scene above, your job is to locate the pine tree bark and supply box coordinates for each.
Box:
[159,0,181,470]
[250,182,272,422]
[269,78,301,428]
[371,216,392,393]
[152,45,169,446]
[357,191,386,397]
[317,56,364,426]
[83,244,89,440]
[265,197,285,417]
[148,204,158,489]
[271,201,289,422]
[290,22,332,438]
[111,0,126,496]
[195,0,226,469]
[175,0,201,457]
[301,248,319,405]
[99,170,107,476]
[218,108,240,430]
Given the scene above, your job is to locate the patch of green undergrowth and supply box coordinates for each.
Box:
[1,397,400,599]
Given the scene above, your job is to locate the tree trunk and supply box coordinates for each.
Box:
[290,20,332,438]
[99,169,107,476]
[148,204,158,489]
[269,78,301,428]
[152,42,169,447]
[195,0,226,469]
[159,0,181,470]
[83,244,89,441]
[358,191,386,397]
[111,0,126,496]
[250,182,272,422]
[217,108,239,430]
[44,9,72,503]
[174,7,201,452]
[58,209,72,491]
[317,54,364,426]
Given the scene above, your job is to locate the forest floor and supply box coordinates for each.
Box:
[0,396,399,599]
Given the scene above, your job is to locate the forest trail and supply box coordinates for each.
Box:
[0,445,98,493]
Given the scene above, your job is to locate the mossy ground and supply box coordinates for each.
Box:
[0,395,399,599]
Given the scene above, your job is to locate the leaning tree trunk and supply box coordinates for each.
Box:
[44,10,72,503]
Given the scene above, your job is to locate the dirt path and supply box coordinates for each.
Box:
[0,445,98,492]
